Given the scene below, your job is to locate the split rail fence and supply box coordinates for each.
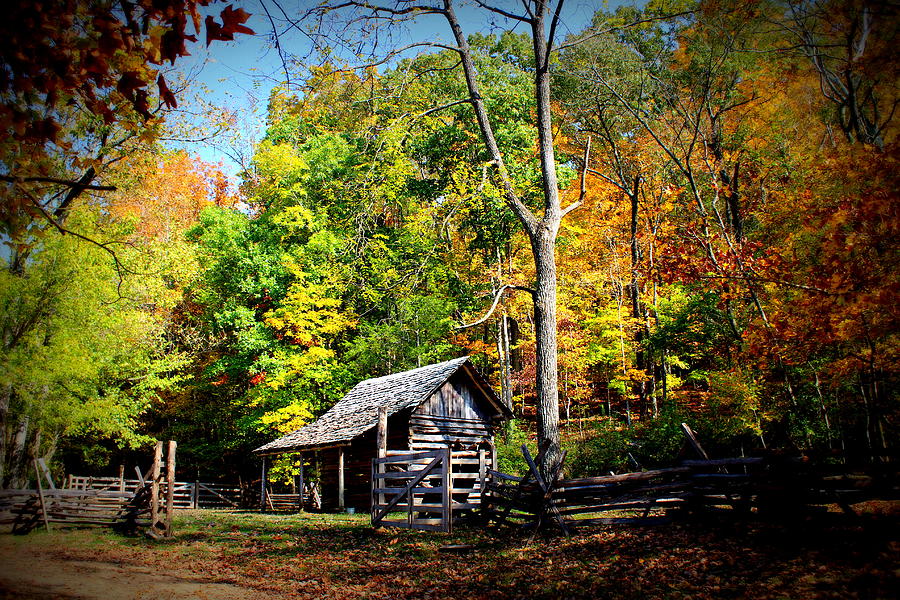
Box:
[485,443,899,533]
[1,441,180,536]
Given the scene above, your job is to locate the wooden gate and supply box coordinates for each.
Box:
[371,449,452,532]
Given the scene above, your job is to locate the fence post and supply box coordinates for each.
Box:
[298,456,304,513]
[193,480,199,509]
[164,440,176,537]
[376,407,387,510]
[442,448,452,533]
[149,441,163,536]
[478,447,486,504]
[260,457,267,513]
[338,447,345,511]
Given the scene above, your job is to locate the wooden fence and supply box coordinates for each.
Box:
[371,448,489,532]
[1,442,178,536]
[485,445,899,533]
[0,487,154,533]
[68,476,243,509]
[263,481,321,512]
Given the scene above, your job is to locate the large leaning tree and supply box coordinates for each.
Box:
[266,0,603,472]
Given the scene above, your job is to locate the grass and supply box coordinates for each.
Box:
[1,507,897,599]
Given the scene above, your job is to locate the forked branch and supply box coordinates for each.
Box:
[456,284,535,330]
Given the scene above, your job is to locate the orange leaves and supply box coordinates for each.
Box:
[108,150,238,242]
[205,6,254,46]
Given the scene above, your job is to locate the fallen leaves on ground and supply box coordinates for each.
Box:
[1,508,896,599]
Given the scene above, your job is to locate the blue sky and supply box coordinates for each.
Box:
[168,1,628,180]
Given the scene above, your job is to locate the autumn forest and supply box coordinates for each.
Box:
[0,0,897,490]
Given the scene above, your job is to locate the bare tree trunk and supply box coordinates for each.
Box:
[628,180,647,420]
[497,313,514,411]
[443,0,565,474]
[0,384,10,486]
[9,417,28,489]
[531,230,561,470]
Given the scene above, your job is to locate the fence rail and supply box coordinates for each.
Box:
[484,447,900,532]
[67,476,242,509]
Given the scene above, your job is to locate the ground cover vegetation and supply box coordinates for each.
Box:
[1,0,897,490]
[0,509,896,598]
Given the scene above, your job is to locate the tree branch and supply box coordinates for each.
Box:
[0,174,115,192]
[561,135,590,217]
[473,0,529,23]
[456,284,535,330]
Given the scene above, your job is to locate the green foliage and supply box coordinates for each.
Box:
[0,208,186,472]
[564,421,632,478]
[494,420,534,476]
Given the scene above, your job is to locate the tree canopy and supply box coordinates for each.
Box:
[1,0,897,486]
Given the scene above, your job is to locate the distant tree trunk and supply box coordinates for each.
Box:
[8,417,28,489]
[497,312,514,411]
[628,178,648,420]
[0,384,10,486]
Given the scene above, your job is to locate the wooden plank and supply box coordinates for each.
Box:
[259,457,267,513]
[524,446,570,535]
[375,470,445,480]
[410,425,491,436]
[409,414,489,425]
[411,433,486,443]
[197,483,239,508]
[298,455,305,513]
[374,450,442,464]
[36,458,55,489]
[376,407,388,459]
[374,486,446,495]
[373,454,444,524]
[681,423,710,460]
[370,454,377,522]
[488,470,523,482]
[559,467,692,488]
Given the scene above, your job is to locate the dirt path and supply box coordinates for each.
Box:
[0,545,265,600]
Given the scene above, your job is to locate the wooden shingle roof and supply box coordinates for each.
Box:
[255,356,499,455]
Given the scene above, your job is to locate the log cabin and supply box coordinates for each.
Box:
[254,356,512,512]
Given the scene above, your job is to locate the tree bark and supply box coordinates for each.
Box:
[9,417,29,489]
[0,383,10,486]
[531,228,561,470]
[628,179,648,420]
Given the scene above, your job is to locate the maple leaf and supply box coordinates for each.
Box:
[157,74,177,109]
[206,6,254,45]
